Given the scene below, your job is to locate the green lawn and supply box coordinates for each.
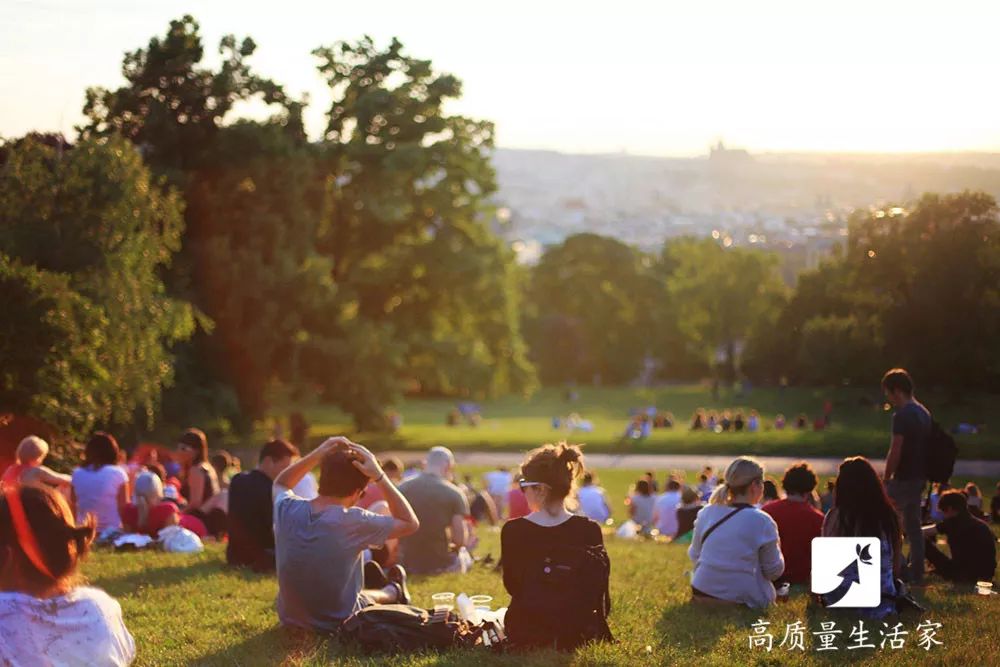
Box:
[81,464,1000,666]
[263,386,999,460]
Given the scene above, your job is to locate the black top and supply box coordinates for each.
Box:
[990,493,1000,523]
[936,513,997,582]
[501,514,612,650]
[501,515,604,595]
[226,469,275,570]
[891,400,931,480]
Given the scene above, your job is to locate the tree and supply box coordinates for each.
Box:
[0,135,194,434]
[309,37,536,425]
[80,15,285,182]
[663,238,786,382]
[525,233,658,384]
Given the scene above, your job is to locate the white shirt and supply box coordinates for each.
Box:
[654,490,682,536]
[0,587,135,666]
[483,470,513,497]
[687,504,784,608]
[72,465,129,531]
[577,485,610,523]
[293,472,319,500]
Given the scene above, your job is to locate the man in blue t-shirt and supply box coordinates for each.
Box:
[881,368,931,584]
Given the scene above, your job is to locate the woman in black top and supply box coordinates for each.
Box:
[500,443,612,651]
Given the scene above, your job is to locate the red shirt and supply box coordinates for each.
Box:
[507,488,530,520]
[357,482,385,509]
[121,502,179,537]
[762,498,824,584]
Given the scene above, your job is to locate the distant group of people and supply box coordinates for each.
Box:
[690,405,832,433]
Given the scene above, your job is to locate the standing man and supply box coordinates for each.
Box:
[398,447,471,574]
[881,368,931,585]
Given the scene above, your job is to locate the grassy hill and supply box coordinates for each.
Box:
[82,462,1000,666]
[263,385,998,460]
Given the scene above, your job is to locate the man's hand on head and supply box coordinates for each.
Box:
[349,443,384,481]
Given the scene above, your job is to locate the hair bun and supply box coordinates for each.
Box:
[557,443,582,464]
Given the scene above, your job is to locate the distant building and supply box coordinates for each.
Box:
[708,140,752,166]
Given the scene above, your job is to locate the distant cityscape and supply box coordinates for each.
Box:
[492,144,1000,282]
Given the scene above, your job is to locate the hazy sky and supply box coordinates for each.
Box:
[3,0,1000,156]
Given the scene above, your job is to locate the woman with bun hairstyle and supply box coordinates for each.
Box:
[501,443,613,650]
[687,456,784,607]
[0,484,135,665]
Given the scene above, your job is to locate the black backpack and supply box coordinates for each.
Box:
[925,419,958,484]
[507,542,614,650]
[340,604,482,652]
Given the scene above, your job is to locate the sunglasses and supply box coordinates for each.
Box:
[518,479,547,492]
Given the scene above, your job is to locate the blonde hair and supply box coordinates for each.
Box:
[708,456,765,505]
[134,471,164,529]
[16,436,49,465]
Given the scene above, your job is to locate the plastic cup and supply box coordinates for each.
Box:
[976,581,994,596]
[470,595,493,611]
[431,592,455,613]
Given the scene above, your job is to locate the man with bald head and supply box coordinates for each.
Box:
[398,446,471,574]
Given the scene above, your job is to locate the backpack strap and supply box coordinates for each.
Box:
[700,505,749,545]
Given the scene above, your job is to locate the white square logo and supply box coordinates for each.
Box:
[810,537,881,608]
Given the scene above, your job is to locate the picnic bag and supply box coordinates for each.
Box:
[339,604,482,652]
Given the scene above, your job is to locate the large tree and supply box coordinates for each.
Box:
[0,135,194,435]
[525,233,659,384]
[663,237,786,382]
[308,37,536,425]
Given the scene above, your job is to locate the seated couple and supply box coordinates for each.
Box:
[272,437,419,633]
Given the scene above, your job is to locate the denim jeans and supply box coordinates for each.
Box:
[887,477,926,583]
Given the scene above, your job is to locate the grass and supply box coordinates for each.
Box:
[264,385,999,460]
[81,465,1000,666]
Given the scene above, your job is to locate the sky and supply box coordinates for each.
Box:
[3,0,1000,156]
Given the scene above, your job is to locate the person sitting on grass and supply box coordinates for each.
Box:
[1,436,72,491]
[762,462,824,585]
[398,447,472,575]
[226,439,299,571]
[674,486,703,541]
[501,443,612,650]
[174,428,224,537]
[922,489,997,583]
[688,457,784,607]
[821,457,901,619]
[628,479,656,534]
[576,472,611,524]
[653,477,682,538]
[0,485,135,666]
[272,437,418,633]
[964,483,986,520]
[71,432,130,533]
[121,471,180,538]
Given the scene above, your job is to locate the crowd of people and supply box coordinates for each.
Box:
[1,368,998,663]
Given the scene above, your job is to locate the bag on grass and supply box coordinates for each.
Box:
[340,605,483,652]
[158,525,204,553]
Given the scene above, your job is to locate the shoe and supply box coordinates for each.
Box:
[364,560,388,589]
[387,564,410,605]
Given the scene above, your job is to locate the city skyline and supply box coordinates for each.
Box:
[4,0,1000,156]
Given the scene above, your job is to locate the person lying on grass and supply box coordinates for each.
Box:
[272,437,420,633]
[1,436,72,491]
[0,484,135,666]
